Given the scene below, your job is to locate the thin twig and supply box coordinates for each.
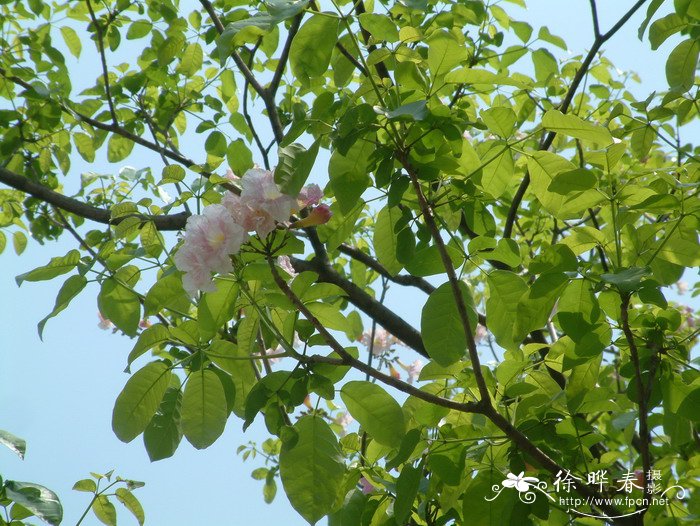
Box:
[503,0,647,239]
[86,0,118,125]
[620,294,651,514]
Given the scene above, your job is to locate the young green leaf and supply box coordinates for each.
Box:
[112,361,172,442]
[181,368,228,449]
[279,416,345,524]
[340,381,405,447]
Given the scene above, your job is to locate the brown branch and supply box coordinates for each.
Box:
[268,257,479,413]
[338,243,436,295]
[620,294,651,514]
[198,0,284,142]
[398,153,491,403]
[86,0,118,125]
[269,14,304,95]
[290,255,429,358]
[0,165,189,230]
[503,0,648,239]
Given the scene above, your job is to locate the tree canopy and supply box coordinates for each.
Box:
[0,0,699,525]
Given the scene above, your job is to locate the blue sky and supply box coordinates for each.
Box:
[1,1,697,525]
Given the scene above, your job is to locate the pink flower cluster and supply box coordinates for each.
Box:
[175,168,325,296]
[359,327,404,357]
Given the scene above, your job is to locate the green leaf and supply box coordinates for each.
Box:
[427,30,466,77]
[384,100,428,121]
[329,140,373,214]
[340,381,405,447]
[181,368,228,449]
[0,429,26,459]
[654,235,700,266]
[538,26,567,49]
[13,231,27,255]
[649,13,686,50]
[486,271,528,351]
[36,274,87,339]
[600,267,651,293]
[98,267,141,336]
[143,387,183,462]
[205,130,227,157]
[126,20,152,40]
[74,132,95,162]
[198,280,238,341]
[665,38,700,91]
[178,42,203,76]
[547,168,597,194]
[421,281,477,366]
[358,13,399,42]
[479,142,514,198]
[542,109,613,145]
[92,495,117,526]
[140,221,163,258]
[4,481,63,526]
[445,68,532,88]
[72,478,97,492]
[112,361,172,442]
[16,250,80,286]
[227,138,254,176]
[115,488,145,526]
[481,107,517,138]
[127,323,171,365]
[373,206,404,275]
[60,26,82,58]
[394,461,422,524]
[107,133,135,162]
[266,0,310,20]
[289,15,339,84]
[279,416,345,525]
[161,164,185,184]
[274,141,320,196]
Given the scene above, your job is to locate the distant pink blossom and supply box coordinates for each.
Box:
[277,255,297,277]
[139,318,152,329]
[263,346,284,364]
[174,204,247,296]
[298,184,323,207]
[475,324,488,343]
[98,312,113,330]
[676,281,689,295]
[333,412,353,435]
[359,327,402,357]
[359,477,374,494]
[405,359,424,384]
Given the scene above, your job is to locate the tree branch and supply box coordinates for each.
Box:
[398,153,491,403]
[86,0,118,125]
[620,293,652,513]
[503,0,647,239]
[268,257,479,413]
[290,255,429,358]
[0,165,189,230]
[338,243,436,295]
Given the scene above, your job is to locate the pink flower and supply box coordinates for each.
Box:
[98,312,113,330]
[475,324,488,343]
[405,359,424,384]
[676,281,689,295]
[298,184,323,207]
[139,318,152,329]
[333,412,353,435]
[263,346,284,364]
[359,477,374,494]
[174,204,247,296]
[359,327,402,357]
[277,255,297,277]
[290,204,332,228]
[221,168,296,237]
